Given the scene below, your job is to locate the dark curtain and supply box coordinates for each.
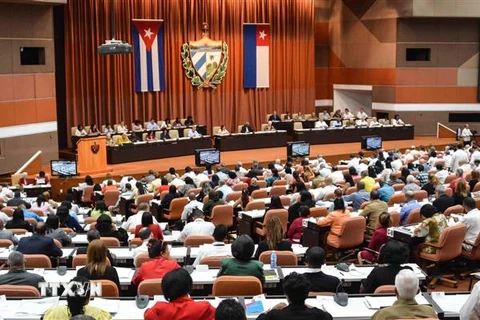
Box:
[64,0,315,141]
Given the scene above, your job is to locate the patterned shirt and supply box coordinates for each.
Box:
[413,213,448,253]
[417,172,428,186]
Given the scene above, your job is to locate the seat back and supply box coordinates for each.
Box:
[0,285,40,297]
[104,190,120,207]
[392,183,405,191]
[473,182,480,192]
[200,256,231,268]
[309,207,328,218]
[280,196,291,207]
[324,192,335,201]
[262,209,288,237]
[435,224,467,262]
[258,250,298,266]
[92,279,119,297]
[335,216,366,249]
[25,218,38,226]
[272,180,287,186]
[136,193,154,206]
[169,129,179,139]
[212,126,220,135]
[464,232,480,260]
[257,180,267,188]
[345,186,357,195]
[130,237,143,247]
[82,186,94,204]
[293,122,303,130]
[137,278,163,297]
[100,237,121,247]
[388,193,406,205]
[211,205,234,227]
[1,207,14,217]
[406,208,423,224]
[0,239,13,248]
[269,186,286,197]
[184,235,215,247]
[225,191,242,202]
[443,205,464,217]
[165,197,189,221]
[8,228,28,235]
[134,252,152,268]
[413,190,428,202]
[212,276,263,296]
[444,175,457,184]
[245,201,265,211]
[251,189,268,199]
[72,254,88,268]
[233,183,248,191]
[183,128,192,137]
[374,285,396,294]
[24,254,52,268]
[389,211,401,227]
[30,208,45,217]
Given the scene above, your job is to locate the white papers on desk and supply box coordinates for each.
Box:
[17,297,60,315]
[159,222,168,231]
[115,267,134,279]
[364,293,428,309]
[431,292,469,313]
[239,210,265,219]
[91,298,120,313]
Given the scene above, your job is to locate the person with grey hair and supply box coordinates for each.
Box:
[121,202,157,230]
[217,179,233,200]
[181,192,204,222]
[133,227,153,259]
[449,168,465,192]
[433,184,455,213]
[403,175,420,193]
[178,210,215,242]
[0,219,18,245]
[399,191,421,225]
[451,143,469,172]
[371,269,437,319]
[0,251,45,290]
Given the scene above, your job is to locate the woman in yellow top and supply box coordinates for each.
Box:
[317,198,351,247]
[360,167,377,193]
[413,204,448,254]
[116,132,131,145]
[43,276,112,320]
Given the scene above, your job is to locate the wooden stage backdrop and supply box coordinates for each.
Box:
[46,136,457,200]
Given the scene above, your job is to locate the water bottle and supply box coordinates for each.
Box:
[270,251,277,269]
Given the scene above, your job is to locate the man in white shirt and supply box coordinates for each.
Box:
[314,119,328,128]
[0,186,13,200]
[459,280,480,319]
[188,126,202,138]
[454,197,480,251]
[116,121,128,134]
[451,144,469,172]
[347,154,360,170]
[122,203,159,230]
[320,110,330,121]
[356,108,369,119]
[181,167,196,180]
[461,124,473,146]
[133,227,152,259]
[274,159,284,171]
[391,155,403,172]
[318,163,331,178]
[193,224,231,266]
[329,169,345,184]
[119,176,136,190]
[146,118,160,131]
[470,145,480,166]
[178,210,215,242]
[193,172,210,188]
[217,180,233,200]
[181,192,204,222]
[434,164,449,184]
[343,108,354,119]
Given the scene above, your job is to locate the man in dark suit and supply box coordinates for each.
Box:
[0,251,45,290]
[256,272,333,320]
[302,246,342,293]
[268,111,281,122]
[17,222,62,257]
[76,229,116,266]
[6,191,27,207]
[432,185,455,213]
[240,122,254,133]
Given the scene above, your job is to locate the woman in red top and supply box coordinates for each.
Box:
[287,205,310,243]
[144,268,215,320]
[358,211,390,264]
[134,212,163,240]
[132,238,180,286]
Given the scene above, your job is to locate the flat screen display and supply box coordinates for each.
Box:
[287,141,310,158]
[361,135,382,150]
[51,160,78,176]
[195,148,220,166]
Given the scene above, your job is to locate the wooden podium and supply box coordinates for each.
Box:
[76,136,111,175]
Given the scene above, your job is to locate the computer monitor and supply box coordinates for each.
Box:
[195,148,221,167]
[361,135,382,150]
[50,160,78,177]
[287,141,310,158]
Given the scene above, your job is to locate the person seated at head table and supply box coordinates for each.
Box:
[283,111,292,120]
[0,251,45,291]
[360,240,411,293]
[330,118,343,127]
[17,222,62,257]
[369,117,381,127]
[303,246,342,293]
[332,109,343,119]
[103,123,115,134]
[319,109,331,121]
[76,239,120,290]
[188,125,202,138]
[269,110,281,121]
[75,124,88,137]
[159,127,171,140]
[358,212,390,264]
[147,118,160,130]
[240,121,255,133]
[356,118,368,126]
[263,120,276,131]
[145,130,157,142]
[173,117,183,128]
[116,120,128,133]
[144,268,216,320]
[116,132,132,145]
[287,205,310,243]
[356,108,369,119]
[184,115,195,126]
[35,170,49,185]
[132,238,180,286]
[344,118,356,127]
[134,211,163,240]
[88,123,100,135]
[215,299,246,320]
[371,269,437,320]
[5,208,33,232]
[161,117,172,129]
[218,234,265,284]
[295,111,305,121]
[343,108,354,119]
[391,114,405,126]
[45,214,72,247]
[256,272,333,320]
[105,133,114,146]
[254,216,292,259]
[315,118,328,128]
[131,119,143,132]
[217,124,229,135]
[43,276,112,320]
[17,173,29,186]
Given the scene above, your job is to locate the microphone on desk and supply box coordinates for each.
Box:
[333,280,348,307]
[335,250,358,273]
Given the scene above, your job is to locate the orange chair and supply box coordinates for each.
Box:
[30,208,45,217]
[134,252,151,268]
[309,207,328,218]
[345,186,357,195]
[374,285,396,294]
[100,237,120,247]
[212,276,263,296]
[273,180,287,186]
[444,175,457,185]
[200,256,230,267]
[0,239,13,248]
[461,232,480,263]
[280,196,291,207]
[211,205,234,228]
[257,181,267,188]
[269,186,286,197]
[255,209,288,238]
[160,190,169,201]
[251,189,268,199]
[7,228,28,235]
[323,192,335,201]
[245,201,265,211]
[24,254,52,268]
[445,187,453,197]
[225,191,242,202]
[53,239,62,248]
[136,194,154,206]
[25,218,38,226]
[392,183,405,191]
[389,211,401,227]
[406,208,423,224]
[1,207,14,217]
[184,235,215,247]
[388,193,406,206]
[138,278,163,297]
[233,183,248,191]
[73,254,111,268]
[163,197,189,221]
[62,227,74,234]
[0,285,40,297]
[104,190,120,207]
[81,186,94,205]
[327,216,366,251]
[84,217,97,224]
[130,238,143,247]
[92,279,119,297]
[420,224,467,288]
[473,182,480,192]
[443,205,464,217]
[258,251,298,266]
[413,190,428,202]
[189,188,202,195]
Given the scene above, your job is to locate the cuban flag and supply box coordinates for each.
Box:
[132,19,165,92]
[243,24,270,89]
